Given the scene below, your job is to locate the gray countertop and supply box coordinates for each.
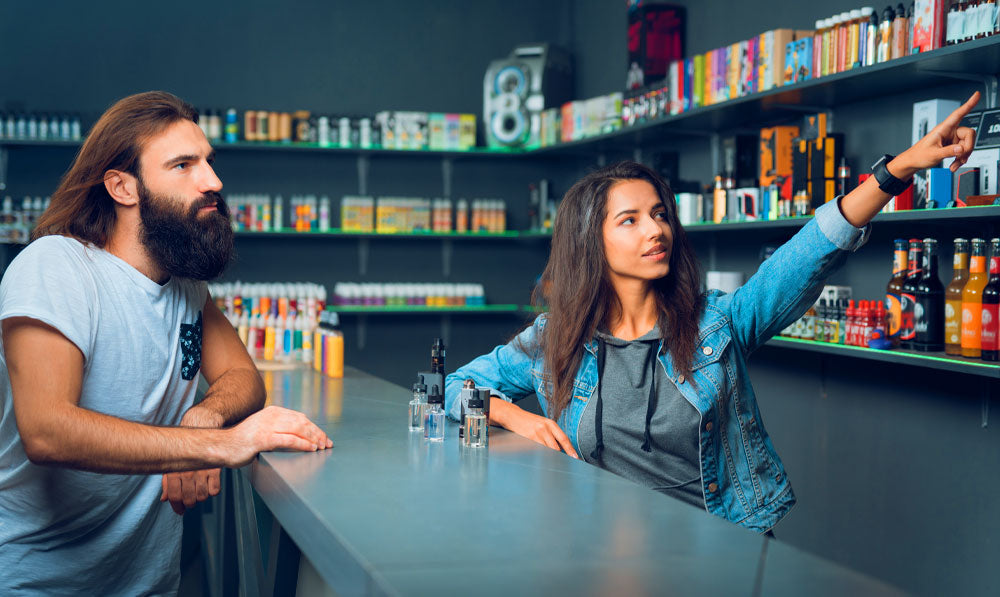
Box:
[250,366,904,597]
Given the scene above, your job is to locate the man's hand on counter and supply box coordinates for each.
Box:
[223,405,333,469]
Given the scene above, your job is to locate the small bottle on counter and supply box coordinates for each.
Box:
[409,381,428,432]
[463,389,489,449]
[459,379,476,439]
[424,385,445,442]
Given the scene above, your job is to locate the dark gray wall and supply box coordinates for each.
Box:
[2,1,999,595]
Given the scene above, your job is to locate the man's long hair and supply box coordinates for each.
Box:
[528,161,704,422]
[31,91,199,246]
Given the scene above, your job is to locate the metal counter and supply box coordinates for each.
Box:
[239,366,902,596]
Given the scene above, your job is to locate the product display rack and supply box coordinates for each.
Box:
[234,229,521,240]
[531,35,1000,154]
[331,304,519,314]
[2,36,998,372]
[767,337,999,379]
[681,204,1000,234]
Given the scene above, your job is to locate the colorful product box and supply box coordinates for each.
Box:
[727,43,740,100]
[458,114,476,150]
[693,53,705,108]
[785,36,813,85]
[759,125,799,188]
[912,0,947,53]
[428,113,446,150]
[684,58,694,112]
[759,30,796,90]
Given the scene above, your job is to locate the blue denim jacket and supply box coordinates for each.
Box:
[445,199,869,532]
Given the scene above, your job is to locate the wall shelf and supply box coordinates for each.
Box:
[234,229,519,240]
[330,304,520,314]
[531,36,1000,154]
[765,337,1000,378]
[5,37,998,161]
[681,205,1000,235]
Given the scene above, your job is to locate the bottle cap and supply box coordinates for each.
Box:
[428,384,443,405]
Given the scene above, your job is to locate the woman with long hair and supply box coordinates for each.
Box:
[445,93,979,532]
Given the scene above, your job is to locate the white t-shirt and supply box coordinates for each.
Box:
[0,235,207,595]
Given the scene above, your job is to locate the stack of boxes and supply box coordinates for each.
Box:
[790,113,845,214]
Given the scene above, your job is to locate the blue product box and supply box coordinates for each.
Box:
[927,167,952,208]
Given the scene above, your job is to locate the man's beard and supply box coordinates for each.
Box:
[137,179,234,281]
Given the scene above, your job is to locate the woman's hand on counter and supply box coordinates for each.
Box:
[223,405,333,468]
[490,398,580,459]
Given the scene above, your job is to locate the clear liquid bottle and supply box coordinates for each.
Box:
[409,381,428,432]
[463,389,489,449]
[424,384,445,442]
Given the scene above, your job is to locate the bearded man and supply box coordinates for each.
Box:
[0,91,332,594]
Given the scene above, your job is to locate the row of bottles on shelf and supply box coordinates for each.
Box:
[342,196,507,234]
[227,193,508,234]
[0,113,82,142]
[228,194,333,232]
[0,196,49,243]
[195,108,477,151]
[332,282,487,307]
[210,281,344,376]
[782,236,1000,361]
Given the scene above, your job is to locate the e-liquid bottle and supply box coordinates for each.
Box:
[914,238,945,351]
[409,381,428,431]
[459,378,476,439]
[463,389,489,449]
[424,384,445,442]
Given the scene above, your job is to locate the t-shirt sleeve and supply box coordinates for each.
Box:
[0,237,98,361]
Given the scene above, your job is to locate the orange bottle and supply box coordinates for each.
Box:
[961,238,989,358]
[945,238,970,355]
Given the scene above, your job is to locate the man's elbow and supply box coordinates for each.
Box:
[21,430,64,466]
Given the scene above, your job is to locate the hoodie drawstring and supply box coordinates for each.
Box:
[591,338,660,460]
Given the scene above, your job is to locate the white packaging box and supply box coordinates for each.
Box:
[912,99,960,145]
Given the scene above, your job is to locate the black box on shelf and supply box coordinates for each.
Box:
[809,133,843,181]
[792,139,810,193]
[722,135,758,187]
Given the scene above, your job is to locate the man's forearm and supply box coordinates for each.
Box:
[191,366,265,427]
[23,403,238,473]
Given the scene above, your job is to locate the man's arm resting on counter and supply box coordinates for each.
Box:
[839,92,980,228]
[2,316,330,474]
[184,295,266,428]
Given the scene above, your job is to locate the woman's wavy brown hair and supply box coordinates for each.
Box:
[31,91,198,246]
[528,161,704,421]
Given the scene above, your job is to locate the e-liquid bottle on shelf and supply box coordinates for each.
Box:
[878,5,894,62]
[409,381,428,432]
[914,238,945,352]
[899,239,923,348]
[961,238,988,358]
[981,238,1000,361]
[431,337,446,378]
[886,238,908,346]
[463,389,489,449]
[945,238,970,355]
[424,385,445,442]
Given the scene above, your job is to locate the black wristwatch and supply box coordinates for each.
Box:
[871,154,912,196]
